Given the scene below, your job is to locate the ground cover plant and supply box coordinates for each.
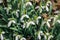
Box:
[0,0,60,40]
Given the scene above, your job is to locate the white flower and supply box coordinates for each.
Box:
[55,15,58,18]
[46,6,49,12]
[16,12,19,18]
[46,1,52,6]
[46,1,52,12]
[20,37,26,40]
[16,10,20,12]
[0,34,3,40]
[38,31,44,40]
[46,33,50,36]
[16,10,20,18]
[40,31,44,35]
[57,20,60,23]
[22,23,26,28]
[37,16,41,19]
[0,0,3,3]
[48,19,51,22]
[48,35,53,40]
[2,31,5,34]
[15,35,20,40]
[4,7,11,11]
[26,21,35,28]
[20,14,29,22]
[4,7,11,14]
[54,10,60,14]
[53,15,58,25]
[13,34,16,36]
[36,16,41,24]
[21,22,28,28]
[25,2,32,6]
[8,6,12,9]
[44,35,47,40]
[38,31,43,35]
[8,20,16,27]
[4,7,9,14]
[38,34,41,40]
[46,21,50,28]
[35,6,40,9]
[47,19,51,28]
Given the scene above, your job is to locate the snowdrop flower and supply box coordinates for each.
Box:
[21,22,28,28]
[40,31,44,35]
[44,35,47,40]
[46,33,50,36]
[46,1,52,12]
[38,34,41,40]
[46,1,52,7]
[16,10,20,18]
[38,31,44,40]
[20,37,26,40]
[55,15,58,18]
[22,23,26,28]
[47,1,52,6]
[36,16,41,24]
[38,31,43,36]
[15,35,20,40]
[52,18,56,25]
[4,5,12,9]
[47,19,51,28]
[0,34,3,40]
[16,9,19,12]
[26,21,35,28]
[0,32,5,40]
[2,31,5,34]
[46,6,49,12]
[4,7,11,14]
[57,20,60,23]
[54,10,60,14]
[37,16,41,19]
[46,21,50,28]
[53,15,58,25]
[38,31,47,40]
[35,6,40,10]
[13,34,16,36]
[8,20,16,27]
[0,0,3,3]
[41,20,50,28]
[8,6,12,9]
[48,35,53,40]
[48,19,51,22]
[20,14,29,22]
[38,31,43,35]
[25,2,32,6]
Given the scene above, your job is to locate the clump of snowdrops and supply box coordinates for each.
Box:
[0,0,60,40]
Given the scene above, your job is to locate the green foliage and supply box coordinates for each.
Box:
[0,0,60,40]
